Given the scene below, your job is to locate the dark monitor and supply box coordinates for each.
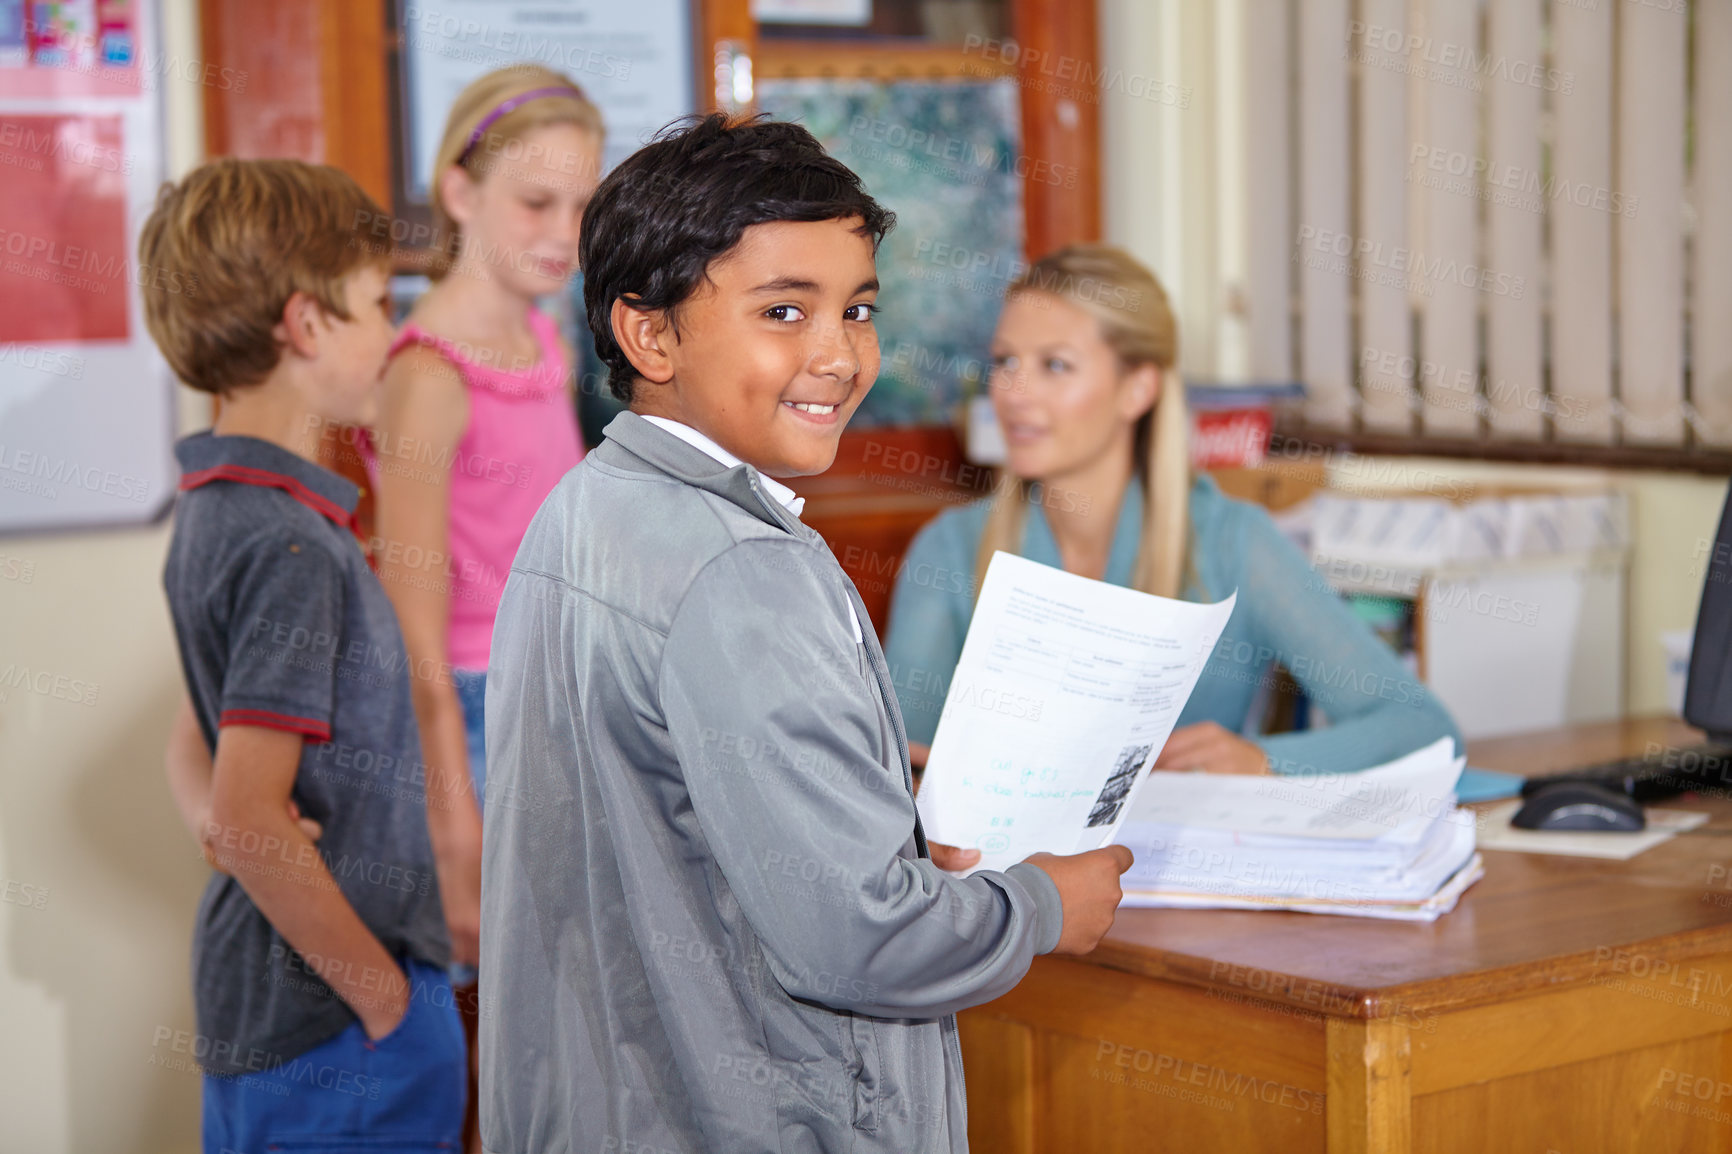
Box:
[1685,482,1732,744]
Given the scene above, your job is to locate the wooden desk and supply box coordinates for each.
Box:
[958,716,1732,1153]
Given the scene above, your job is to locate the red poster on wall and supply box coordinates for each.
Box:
[0,0,177,535]
[0,112,129,342]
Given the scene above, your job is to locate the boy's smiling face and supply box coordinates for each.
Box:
[621,217,880,478]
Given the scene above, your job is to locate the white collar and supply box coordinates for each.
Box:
[638,415,805,518]
[638,413,861,643]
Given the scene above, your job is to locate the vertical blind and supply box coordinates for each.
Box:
[1189,0,1729,450]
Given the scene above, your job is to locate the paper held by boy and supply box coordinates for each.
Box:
[914,551,1238,875]
[914,554,1486,921]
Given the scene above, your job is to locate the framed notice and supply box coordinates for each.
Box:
[0,0,177,534]
[753,0,872,25]
[398,0,697,202]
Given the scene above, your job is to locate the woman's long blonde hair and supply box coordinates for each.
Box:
[975,245,1191,598]
[428,65,604,281]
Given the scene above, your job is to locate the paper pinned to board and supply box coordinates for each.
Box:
[914,552,1237,874]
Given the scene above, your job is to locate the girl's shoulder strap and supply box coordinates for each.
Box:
[525,307,569,378]
[391,311,568,396]
[389,320,470,367]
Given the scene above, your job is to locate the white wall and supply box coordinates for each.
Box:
[1620,472,1728,713]
[1319,455,1729,718]
[0,1,211,1150]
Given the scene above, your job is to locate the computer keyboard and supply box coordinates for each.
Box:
[1519,743,1732,803]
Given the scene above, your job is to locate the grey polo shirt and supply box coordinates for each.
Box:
[164,431,450,1077]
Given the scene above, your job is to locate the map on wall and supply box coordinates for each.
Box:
[757,78,1025,427]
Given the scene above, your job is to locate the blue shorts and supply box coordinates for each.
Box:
[451,667,487,988]
[452,667,487,812]
[201,961,466,1153]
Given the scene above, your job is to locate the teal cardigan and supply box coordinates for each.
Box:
[881,476,1462,774]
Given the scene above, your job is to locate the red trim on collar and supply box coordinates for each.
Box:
[180,464,357,534]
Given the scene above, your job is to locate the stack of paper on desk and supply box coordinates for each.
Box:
[1113,737,1483,922]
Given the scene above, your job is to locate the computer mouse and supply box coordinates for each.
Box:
[1511,781,1646,832]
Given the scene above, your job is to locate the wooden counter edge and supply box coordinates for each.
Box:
[1073,918,1732,1021]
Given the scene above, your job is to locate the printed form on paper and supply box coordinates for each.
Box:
[914,551,1237,873]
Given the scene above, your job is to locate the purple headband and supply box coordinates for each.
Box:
[458,86,587,163]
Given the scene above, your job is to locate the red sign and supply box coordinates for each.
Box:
[1190,407,1273,469]
[0,113,130,343]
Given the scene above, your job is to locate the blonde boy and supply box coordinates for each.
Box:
[146,158,470,1152]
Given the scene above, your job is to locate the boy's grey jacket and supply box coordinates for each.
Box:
[480,412,1063,1154]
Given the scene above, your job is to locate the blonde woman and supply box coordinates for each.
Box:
[884,245,1460,775]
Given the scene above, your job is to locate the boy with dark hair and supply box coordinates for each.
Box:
[145,157,471,1151]
[481,113,1131,1153]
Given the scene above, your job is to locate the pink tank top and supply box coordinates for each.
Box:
[373,308,583,669]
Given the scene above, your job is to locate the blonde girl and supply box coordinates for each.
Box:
[368,66,603,969]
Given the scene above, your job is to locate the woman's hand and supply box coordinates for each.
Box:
[1154,722,1270,775]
